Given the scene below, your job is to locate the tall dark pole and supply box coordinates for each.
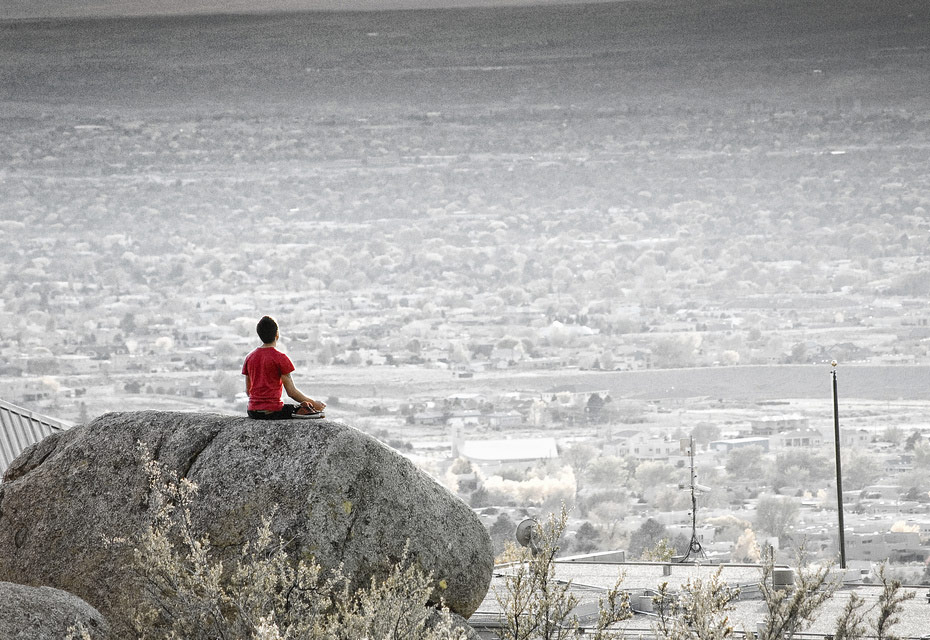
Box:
[832,363,847,569]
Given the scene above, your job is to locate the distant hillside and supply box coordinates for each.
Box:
[2,0,621,20]
[2,0,928,111]
[483,364,930,402]
[285,364,930,407]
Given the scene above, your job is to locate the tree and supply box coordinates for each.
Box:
[768,450,832,492]
[586,393,605,421]
[720,350,740,366]
[725,445,766,481]
[450,458,474,474]
[214,340,240,362]
[573,521,601,554]
[562,443,597,478]
[629,518,668,559]
[470,486,491,509]
[585,456,631,488]
[690,423,721,448]
[895,466,930,498]
[490,513,517,556]
[913,440,930,467]
[552,265,574,294]
[841,451,883,491]
[213,372,241,400]
[120,312,137,334]
[653,336,697,368]
[754,495,799,544]
[891,269,930,296]
[406,338,422,355]
[588,499,630,542]
[883,425,904,445]
[904,430,923,451]
[705,515,753,543]
[635,460,677,492]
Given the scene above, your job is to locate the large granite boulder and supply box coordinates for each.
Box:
[0,581,110,640]
[0,411,493,635]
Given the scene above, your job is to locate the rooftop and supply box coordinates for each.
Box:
[470,559,930,638]
[460,437,559,462]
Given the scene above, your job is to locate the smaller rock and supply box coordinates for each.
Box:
[0,581,110,640]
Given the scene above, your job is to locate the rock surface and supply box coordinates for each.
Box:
[0,581,110,640]
[0,411,493,634]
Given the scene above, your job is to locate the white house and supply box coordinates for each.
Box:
[451,424,559,475]
[627,432,684,460]
[776,428,824,449]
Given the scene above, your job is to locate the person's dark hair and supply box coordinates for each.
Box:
[256,316,278,344]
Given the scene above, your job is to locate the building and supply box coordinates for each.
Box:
[627,432,685,460]
[0,399,71,477]
[845,530,926,563]
[709,436,770,453]
[776,427,824,449]
[750,415,809,437]
[450,424,559,475]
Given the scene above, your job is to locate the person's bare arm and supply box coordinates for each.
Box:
[281,373,326,411]
[244,375,251,396]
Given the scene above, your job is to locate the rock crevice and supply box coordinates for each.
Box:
[177,426,222,478]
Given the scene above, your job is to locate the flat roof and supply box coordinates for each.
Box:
[461,438,558,462]
[470,560,930,638]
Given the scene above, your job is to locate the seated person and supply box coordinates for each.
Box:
[242,315,326,420]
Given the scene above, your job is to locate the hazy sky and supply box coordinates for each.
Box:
[2,0,620,20]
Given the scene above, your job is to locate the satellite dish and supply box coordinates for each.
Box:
[515,519,535,546]
[515,519,540,555]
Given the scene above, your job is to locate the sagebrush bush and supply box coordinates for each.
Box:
[125,443,467,640]
[653,568,741,640]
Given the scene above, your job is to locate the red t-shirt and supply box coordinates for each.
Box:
[241,347,295,411]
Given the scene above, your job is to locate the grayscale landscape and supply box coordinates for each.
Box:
[2,0,929,572]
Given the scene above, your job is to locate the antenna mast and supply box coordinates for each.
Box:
[680,435,705,562]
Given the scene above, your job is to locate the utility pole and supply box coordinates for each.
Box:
[832,361,846,569]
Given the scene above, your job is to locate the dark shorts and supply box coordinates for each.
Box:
[247,404,300,420]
